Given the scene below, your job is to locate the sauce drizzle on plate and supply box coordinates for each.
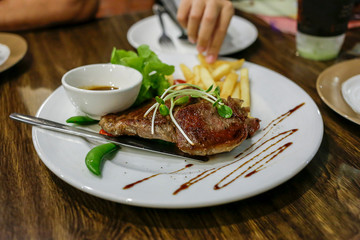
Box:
[123,164,193,190]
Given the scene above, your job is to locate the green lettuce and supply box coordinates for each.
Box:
[110,45,174,106]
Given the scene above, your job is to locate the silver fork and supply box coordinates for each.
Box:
[153,4,175,51]
[158,0,188,40]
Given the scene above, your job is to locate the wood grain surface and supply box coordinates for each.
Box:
[1,10,360,240]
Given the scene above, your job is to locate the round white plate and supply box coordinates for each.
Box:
[127,15,258,55]
[32,53,323,209]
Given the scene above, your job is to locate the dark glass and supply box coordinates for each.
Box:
[297,0,354,37]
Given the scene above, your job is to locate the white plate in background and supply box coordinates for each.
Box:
[127,15,258,55]
[342,74,360,114]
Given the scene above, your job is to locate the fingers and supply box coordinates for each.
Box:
[186,0,206,44]
[177,0,203,43]
[196,1,221,53]
[177,0,191,29]
[205,1,234,63]
[177,0,234,63]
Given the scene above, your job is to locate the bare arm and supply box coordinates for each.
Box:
[0,0,99,31]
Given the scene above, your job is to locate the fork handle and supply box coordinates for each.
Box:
[154,4,167,34]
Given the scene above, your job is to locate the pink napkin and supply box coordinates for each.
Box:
[257,15,297,35]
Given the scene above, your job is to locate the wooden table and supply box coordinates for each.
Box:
[1,10,359,240]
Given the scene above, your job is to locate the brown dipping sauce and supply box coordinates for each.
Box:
[81,85,119,91]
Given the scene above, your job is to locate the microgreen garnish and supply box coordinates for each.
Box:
[216,104,233,119]
[174,96,189,105]
[159,104,169,116]
[155,96,164,104]
[144,83,233,145]
[212,98,222,107]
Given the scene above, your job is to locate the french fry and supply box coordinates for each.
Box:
[220,71,238,98]
[231,81,241,99]
[180,64,194,84]
[199,66,216,89]
[212,59,245,71]
[240,68,250,109]
[229,58,245,71]
[211,60,225,69]
[177,57,248,103]
[197,53,212,71]
[193,65,202,87]
[212,63,231,82]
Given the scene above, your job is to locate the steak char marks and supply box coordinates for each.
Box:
[99,97,260,156]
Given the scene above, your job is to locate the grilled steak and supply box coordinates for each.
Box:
[99,97,260,156]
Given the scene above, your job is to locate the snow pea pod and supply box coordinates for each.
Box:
[85,143,119,176]
[66,116,98,125]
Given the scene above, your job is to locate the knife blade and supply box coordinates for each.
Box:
[9,113,209,161]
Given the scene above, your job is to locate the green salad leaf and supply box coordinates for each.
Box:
[110,45,175,106]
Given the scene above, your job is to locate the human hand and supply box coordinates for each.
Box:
[177,0,234,63]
